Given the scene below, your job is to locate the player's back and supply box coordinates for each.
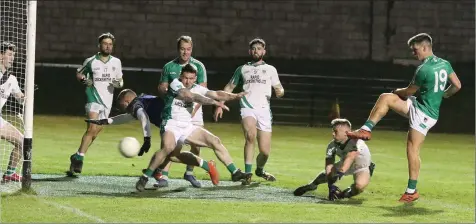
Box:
[413,55,453,119]
[135,95,165,128]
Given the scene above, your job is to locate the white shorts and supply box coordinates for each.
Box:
[163,119,198,144]
[240,108,272,132]
[406,97,437,136]
[334,155,371,175]
[85,102,110,120]
[191,106,204,126]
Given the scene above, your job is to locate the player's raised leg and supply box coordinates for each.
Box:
[347,93,409,140]
[398,128,424,203]
[255,130,275,181]
[241,116,257,184]
[1,121,24,182]
[340,170,371,199]
[186,127,251,183]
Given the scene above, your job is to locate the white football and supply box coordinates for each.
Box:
[118,137,140,158]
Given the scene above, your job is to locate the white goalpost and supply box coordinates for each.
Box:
[0,0,37,193]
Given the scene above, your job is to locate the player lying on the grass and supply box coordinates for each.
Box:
[135,64,252,191]
[293,119,375,201]
[68,32,124,177]
[0,41,26,182]
[346,33,462,203]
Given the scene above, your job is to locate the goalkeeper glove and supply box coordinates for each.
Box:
[138,137,151,156]
[84,118,111,125]
[328,184,342,201]
[111,78,123,88]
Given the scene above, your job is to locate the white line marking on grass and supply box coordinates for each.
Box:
[23,194,105,223]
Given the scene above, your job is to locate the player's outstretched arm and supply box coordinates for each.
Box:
[176,88,229,111]
[213,83,237,121]
[204,90,246,102]
[444,72,462,98]
[135,108,151,156]
[85,114,135,125]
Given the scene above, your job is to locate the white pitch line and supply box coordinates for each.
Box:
[23,194,105,223]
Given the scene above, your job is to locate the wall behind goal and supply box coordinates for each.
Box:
[34,0,474,62]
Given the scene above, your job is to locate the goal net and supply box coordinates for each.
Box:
[0,0,36,194]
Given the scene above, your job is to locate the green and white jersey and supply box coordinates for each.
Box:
[325,139,370,161]
[229,62,281,109]
[160,57,207,84]
[0,71,21,111]
[77,53,123,109]
[161,78,209,123]
[411,55,454,119]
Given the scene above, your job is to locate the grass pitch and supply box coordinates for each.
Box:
[1,115,474,223]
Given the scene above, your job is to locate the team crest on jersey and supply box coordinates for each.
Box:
[253,70,257,74]
[262,70,266,74]
[94,67,100,71]
[423,117,428,123]
[112,67,116,72]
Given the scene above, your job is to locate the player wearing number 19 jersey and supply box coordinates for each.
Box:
[346,33,462,203]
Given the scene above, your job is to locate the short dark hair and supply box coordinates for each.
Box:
[117,89,136,102]
[249,38,266,49]
[407,33,432,47]
[181,64,197,75]
[0,41,16,54]
[331,118,352,130]
[98,32,115,44]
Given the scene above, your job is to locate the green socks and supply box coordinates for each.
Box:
[361,120,376,132]
[200,160,209,172]
[5,167,15,175]
[74,153,84,161]
[406,179,418,194]
[245,163,252,173]
[226,163,237,174]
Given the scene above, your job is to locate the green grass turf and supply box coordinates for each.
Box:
[1,115,474,223]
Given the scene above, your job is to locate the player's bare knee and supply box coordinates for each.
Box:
[244,131,256,143]
[208,135,222,150]
[354,182,367,192]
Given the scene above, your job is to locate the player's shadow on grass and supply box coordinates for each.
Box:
[32,176,77,182]
[201,182,261,191]
[377,205,444,217]
[79,187,189,198]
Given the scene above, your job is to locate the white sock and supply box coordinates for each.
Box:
[199,159,204,167]
[406,188,416,194]
[77,152,85,157]
[361,125,371,132]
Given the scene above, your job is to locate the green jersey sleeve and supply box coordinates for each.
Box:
[196,63,207,84]
[160,65,170,83]
[229,65,244,86]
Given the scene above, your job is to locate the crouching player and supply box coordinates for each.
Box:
[293,119,375,200]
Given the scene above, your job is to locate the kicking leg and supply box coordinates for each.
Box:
[347,93,409,140]
[399,128,425,203]
[186,127,251,183]
[137,131,176,191]
[1,121,24,182]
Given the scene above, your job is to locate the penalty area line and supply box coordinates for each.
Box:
[22,193,105,223]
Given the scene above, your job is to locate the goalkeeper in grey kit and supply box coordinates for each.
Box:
[293,119,375,200]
